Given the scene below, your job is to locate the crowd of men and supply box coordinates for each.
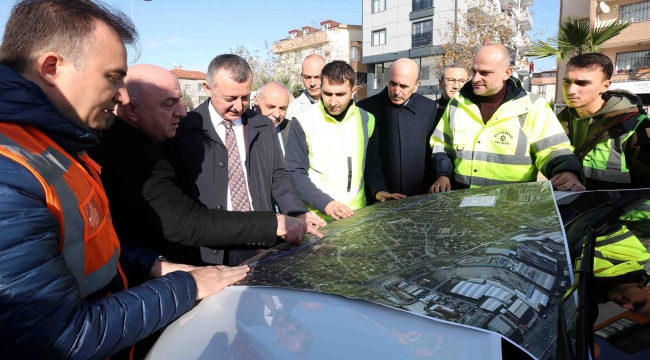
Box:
[1,0,650,359]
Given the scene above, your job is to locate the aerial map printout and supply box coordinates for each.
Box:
[238,182,573,359]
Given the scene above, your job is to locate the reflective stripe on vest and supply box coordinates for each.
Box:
[582,114,647,184]
[443,94,570,187]
[620,200,650,221]
[0,123,125,296]
[593,225,650,278]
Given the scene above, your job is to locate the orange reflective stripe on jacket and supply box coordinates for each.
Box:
[0,123,126,296]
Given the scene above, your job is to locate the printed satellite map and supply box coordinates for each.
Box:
[237,182,573,359]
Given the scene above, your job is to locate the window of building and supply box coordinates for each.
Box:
[412,0,433,12]
[351,46,361,62]
[372,29,386,46]
[616,49,650,71]
[372,0,386,13]
[412,20,433,48]
[184,84,192,92]
[373,61,393,89]
[197,83,203,92]
[322,23,330,30]
[420,65,430,80]
[620,1,650,22]
[534,85,546,94]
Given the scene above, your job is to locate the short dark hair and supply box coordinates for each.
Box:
[206,54,252,87]
[0,0,137,74]
[566,53,614,80]
[321,61,356,88]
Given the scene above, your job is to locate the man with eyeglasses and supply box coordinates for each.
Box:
[429,44,585,193]
[436,65,468,124]
[357,58,438,197]
[286,55,326,121]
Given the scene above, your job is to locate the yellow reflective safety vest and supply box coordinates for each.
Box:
[293,101,373,219]
[593,225,650,277]
[431,82,576,187]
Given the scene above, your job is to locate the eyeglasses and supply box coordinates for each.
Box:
[443,78,466,85]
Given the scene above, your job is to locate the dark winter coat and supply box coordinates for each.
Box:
[0,63,196,359]
[357,88,438,197]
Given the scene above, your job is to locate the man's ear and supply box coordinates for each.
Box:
[121,102,138,123]
[35,52,64,87]
[602,79,612,93]
[414,80,421,93]
[253,95,260,107]
[505,67,513,79]
[351,86,358,97]
[202,82,211,97]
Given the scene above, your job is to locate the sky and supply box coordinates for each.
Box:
[0,0,559,72]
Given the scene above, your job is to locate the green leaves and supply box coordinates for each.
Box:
[527,16,631,62]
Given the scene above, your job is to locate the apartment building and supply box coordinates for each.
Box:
[559,0,650,106]
[530,70,558,103]
[362,0,534,99]
[170,67,208,109]
[273,20,367,99]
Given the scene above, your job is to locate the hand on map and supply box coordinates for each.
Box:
[375,191,406,202]
[189,265,250,300]
[324,200,354,220]
[428,176,452,193]
[276,214,323,243]
[550,171,585,191]
[150,260,200,278]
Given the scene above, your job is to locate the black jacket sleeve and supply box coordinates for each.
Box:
[364,121,389,196]
[0,157,197,360]
[285,119,334,212]
[140,154,278,248]
[267,121,309,217]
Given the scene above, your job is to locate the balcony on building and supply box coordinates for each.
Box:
[531,71,557,85]
[519,7,533,31]
[499,0,518,9]
[412,0,433,12]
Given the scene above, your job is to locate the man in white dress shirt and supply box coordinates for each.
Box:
[253,81,292,155]
[162,54,324,265]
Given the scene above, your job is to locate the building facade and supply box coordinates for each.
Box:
[170,67,208,109]
[362,0,534,99]
[530,69,557,103]
[273,20,368,99]
[558,0,650,107]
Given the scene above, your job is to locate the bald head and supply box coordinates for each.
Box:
[387,58,421,105]
[118,64,186,141]
[470,45,513,96]
[254,81,291,127]
[301,54,326,99]
[474,45,511,68]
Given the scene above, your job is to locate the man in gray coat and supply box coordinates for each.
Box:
[285,55,326,120]
[162,55,325,266]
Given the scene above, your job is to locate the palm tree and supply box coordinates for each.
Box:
[527,16,631,62]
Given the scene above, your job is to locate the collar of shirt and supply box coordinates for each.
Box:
[208,100,243,135]
[305,90,318,104]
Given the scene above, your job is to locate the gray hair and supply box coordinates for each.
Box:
[440,64,468,79]
[206,54,252,87]
[256,81,291,101]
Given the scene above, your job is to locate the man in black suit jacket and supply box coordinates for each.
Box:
[357,58,438,198]
[162,55,325,265]
[90,64,321,267]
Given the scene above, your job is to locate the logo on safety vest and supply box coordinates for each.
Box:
[83,195,103,233]
[493,131,513,146]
